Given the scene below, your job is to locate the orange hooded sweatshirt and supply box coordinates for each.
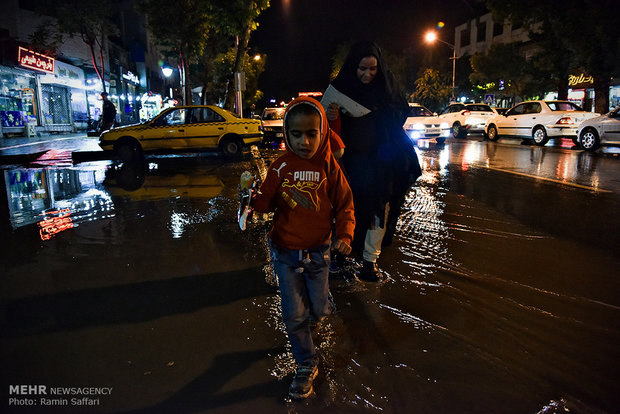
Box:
[252,97,355,250]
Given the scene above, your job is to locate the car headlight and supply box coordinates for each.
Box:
[412,122,425,131]
[440,122,449,129]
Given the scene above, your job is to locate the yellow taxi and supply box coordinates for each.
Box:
[99,105,263,160]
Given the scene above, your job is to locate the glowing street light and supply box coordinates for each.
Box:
[425,30,457,101]
[161,66,173,78]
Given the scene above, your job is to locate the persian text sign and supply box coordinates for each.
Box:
[18,47,55,74]
[568,73,594,88]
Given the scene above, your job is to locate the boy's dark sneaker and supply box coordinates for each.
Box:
[358,260,381,282]
[289,364,318,400]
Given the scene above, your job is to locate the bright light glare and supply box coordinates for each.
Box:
[425,31,437,43]
[161,67,173,77]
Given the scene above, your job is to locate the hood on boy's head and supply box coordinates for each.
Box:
[283,96,331,161]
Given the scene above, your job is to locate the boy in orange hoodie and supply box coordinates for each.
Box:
[251,97,355,399]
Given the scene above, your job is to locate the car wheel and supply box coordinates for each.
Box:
[580,128,600,151]
[532,126,549,146]
[487,124,499,141]
[451,122,464,138]
[115,140,143,162]
[220,137,243,157]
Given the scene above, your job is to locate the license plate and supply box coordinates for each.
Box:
[426,128,440,134]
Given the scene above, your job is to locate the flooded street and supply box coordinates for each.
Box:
[1,140,619,413]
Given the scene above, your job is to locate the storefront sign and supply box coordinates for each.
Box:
[18,47,54,74]
[122,71,139,85]
[569,73,594,88]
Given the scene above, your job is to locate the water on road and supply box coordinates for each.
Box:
[1,142,618,413]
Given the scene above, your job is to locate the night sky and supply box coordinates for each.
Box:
[249,0,488,103]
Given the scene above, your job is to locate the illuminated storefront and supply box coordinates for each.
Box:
[37,60,87,133]
[0,65,37,135]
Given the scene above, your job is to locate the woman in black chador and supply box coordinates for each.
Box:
[326,41,421,281]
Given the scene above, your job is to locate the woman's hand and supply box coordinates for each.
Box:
[332,238,352,255]
[326,103,341,121]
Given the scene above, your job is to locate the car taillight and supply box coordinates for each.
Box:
[556,117,574,125]
[461,110,471,116]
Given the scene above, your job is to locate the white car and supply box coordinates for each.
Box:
[437,103,496,138]
[577,107,620,151]
[485,100,600,146]
[260,107,285,143]
[403,103,450,143]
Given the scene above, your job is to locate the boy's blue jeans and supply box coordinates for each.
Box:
[270,241,331,367]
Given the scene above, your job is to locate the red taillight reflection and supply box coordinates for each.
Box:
[556,117,574,125]
[461,110,471,116]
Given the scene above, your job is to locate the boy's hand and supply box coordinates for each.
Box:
[332,238,352,255]
[326,103,340,121]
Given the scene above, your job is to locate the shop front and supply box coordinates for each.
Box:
[37,60,87,133]
[568,72,595,112]
[0,64,37,137]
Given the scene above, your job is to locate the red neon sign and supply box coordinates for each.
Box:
[18,46,55,74]
[38,209,73,240]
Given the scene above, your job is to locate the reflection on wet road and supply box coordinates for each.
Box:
[1,141,619,413]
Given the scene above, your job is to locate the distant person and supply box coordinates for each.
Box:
[249,96,355,399]
[326,41,421,281]
[99,92,116,133]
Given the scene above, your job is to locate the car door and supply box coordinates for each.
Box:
[600,108,620,142]
[514,102,542,137]
[144,108,188,150]
[185,107,227,149]
[498,103,526,136]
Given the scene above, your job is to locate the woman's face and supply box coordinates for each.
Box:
[357,56,378,84]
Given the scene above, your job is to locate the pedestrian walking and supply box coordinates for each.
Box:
[99,92,117,133]
[249,96,355,399]
[325,41,421,282]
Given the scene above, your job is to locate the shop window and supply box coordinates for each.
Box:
[477,22,486,42]
[0,67,37,128]
[493,22,504,37]
[460,29,470,47]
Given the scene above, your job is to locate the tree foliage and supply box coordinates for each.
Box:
[470,42,552,102]
[206,0,270,111]
[412,68,452,112]
[137,0,212,104]
[30,0,119,93]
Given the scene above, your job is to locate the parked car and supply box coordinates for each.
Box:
[403,103,450,144]
[260,107,285,143]
[99,105,263,160]
[577,106,620,151]
[485,100,599,146]
[437,103,496,138]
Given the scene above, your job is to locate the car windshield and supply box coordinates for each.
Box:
[466,104,492,112]
[408,106,433,117]
[547,101,584,111]
[262,109,285,120]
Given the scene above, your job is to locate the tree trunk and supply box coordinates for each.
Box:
[225,24,251,111]
[557,76,568,100]
[594,79,610,114]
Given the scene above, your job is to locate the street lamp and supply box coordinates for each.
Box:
[425,30,457,101]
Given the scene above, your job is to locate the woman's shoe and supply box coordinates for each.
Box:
[358,260,381,282]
